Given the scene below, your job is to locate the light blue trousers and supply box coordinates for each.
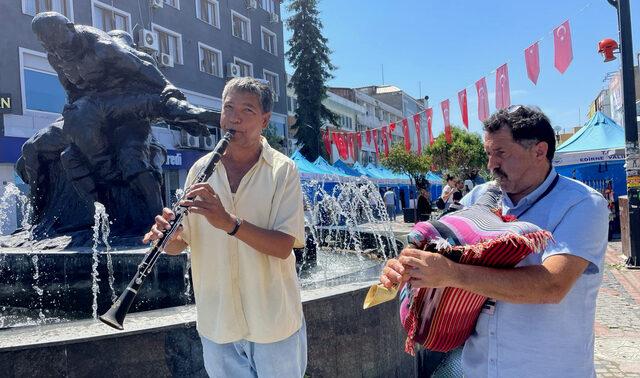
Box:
[200,320,307,378]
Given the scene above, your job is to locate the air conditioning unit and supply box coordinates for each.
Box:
[269,12,279,23]
[226,62,241,78]
[151,0,164,8]
[159,53,174,67]
[201,135,216,150]
[138,29,159,52]
[246,0,257,10]
[181,130,200,148]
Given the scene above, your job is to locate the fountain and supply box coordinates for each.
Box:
[0,12,413,377]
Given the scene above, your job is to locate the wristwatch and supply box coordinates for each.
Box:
[227,217,243,236]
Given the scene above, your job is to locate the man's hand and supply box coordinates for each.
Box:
[398,248,459,288]
[180,183,235,233]
[380,257,409,288]
[143,207,183,243]
[161,85,186,103]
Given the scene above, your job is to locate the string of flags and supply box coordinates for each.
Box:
[323,16,577,160]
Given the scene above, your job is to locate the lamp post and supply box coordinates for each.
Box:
[606,0,639,267]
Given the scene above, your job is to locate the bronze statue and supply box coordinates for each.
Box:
[7,12,216,248]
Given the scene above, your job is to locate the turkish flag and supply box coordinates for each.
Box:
[382,126,389,156]
[402,119,411,152]
[389,122,396,132]
[322,130,332,157]
[458,89,469,129]
[413,113,422,155]
[350,134,357,160]
[335,133,348,160]
[525,42,540,85]
[356,132,362,149]
[366,129,371,145]
[441,99,452,144]
[426,108,434,146]
[554,20,573,74]
[373,129,379,159]
[476,77,490,122]
[495,63,511,110]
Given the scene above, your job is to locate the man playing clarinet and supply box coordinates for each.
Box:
[144,77,307,377]
[381,106,609,377]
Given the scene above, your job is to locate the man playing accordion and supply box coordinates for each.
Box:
[382,105,609,377]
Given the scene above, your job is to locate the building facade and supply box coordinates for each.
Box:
[0,0,287,233]
[328,87,405,165]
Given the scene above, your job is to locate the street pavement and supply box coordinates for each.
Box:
[595,242,640,377]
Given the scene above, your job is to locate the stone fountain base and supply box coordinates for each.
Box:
[0,248,193,328]
[0,282,415,377]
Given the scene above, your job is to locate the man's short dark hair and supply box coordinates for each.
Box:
[483,105,556,161]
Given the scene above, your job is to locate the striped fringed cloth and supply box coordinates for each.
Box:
[400,186,553,355]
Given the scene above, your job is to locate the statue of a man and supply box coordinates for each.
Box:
[30,12,213,207]
[12,12,218,245]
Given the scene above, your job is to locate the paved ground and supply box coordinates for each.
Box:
[594,243,640,377]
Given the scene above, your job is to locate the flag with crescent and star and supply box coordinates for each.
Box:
[441,99,452,144]
[554,20,573,74]
[426,108,434,146]
[458,89,469,129]
[475,77,490,122]
[525,42,540,85]
[495,63,511,110]
[413,113,423,155]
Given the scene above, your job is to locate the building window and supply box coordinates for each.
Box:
[231,11,251,43]
[152,24,183,64]
[260,0,275,13]
[91,1,130,33]
[198,43,222,77]
[263,69,279,97]
[20,49,66,114]
[196,0,219,28]
[22,0,74,20]
[261,27,277,56]
[164,0,179,9]
[287,96,297,113]
[233,57,253,77]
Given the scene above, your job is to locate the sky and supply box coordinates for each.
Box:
[282,0,639,137]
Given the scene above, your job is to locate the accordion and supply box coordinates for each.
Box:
[400,186,552,354]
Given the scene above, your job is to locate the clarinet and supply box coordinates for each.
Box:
[99,130,235,330]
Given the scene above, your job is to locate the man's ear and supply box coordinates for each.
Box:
[261,112,272,130]
[535,141,549,160]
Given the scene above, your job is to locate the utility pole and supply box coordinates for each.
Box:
[607,0,639,267]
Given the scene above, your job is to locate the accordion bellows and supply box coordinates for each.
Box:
[400,186,552,354]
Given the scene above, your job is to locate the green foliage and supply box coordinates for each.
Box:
[286,0,337,161]
[380,143,432,186]
[424,127,488,179]
[263,123,286,153]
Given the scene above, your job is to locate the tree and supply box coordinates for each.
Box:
[286,0,337,161]
[380,143,432,219]
[425,127,488,179]
[263,123,286,154]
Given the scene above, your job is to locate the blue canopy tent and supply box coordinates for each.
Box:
[426,172,443,200]
[553,111,626,199]
[332,159,362,177]
[313,157,354,179]
[291,151,337,179]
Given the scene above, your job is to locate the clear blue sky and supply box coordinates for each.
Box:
[282,0,639,137]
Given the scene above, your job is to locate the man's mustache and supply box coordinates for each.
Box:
[492,169,508,180]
